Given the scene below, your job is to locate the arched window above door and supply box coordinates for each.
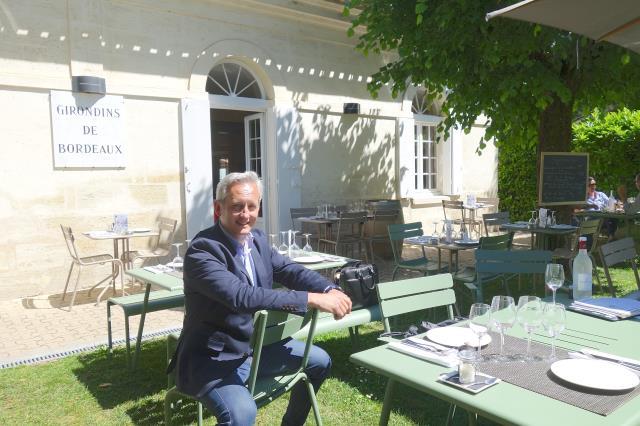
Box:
[411,88,439,115]
[206,62,264,99]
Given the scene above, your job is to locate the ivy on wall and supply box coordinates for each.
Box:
[497,108,640,220]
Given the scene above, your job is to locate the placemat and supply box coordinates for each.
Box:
[475,332,640,416]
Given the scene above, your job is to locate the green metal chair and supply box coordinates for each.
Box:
[388,222,446,280]
[472,249,553,302]
[600,237,640,298]
[376,273,456,341]
[452,233,513,296]
[164,309,321,426]
[375,273,460,424]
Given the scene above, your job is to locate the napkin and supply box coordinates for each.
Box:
[571,297,640,319]
[143,265,172,274]
[388,337,459,368]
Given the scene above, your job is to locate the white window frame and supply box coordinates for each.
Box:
[407,114,444,198]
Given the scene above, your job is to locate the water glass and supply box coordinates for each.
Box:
[469,303,491,361]
[517,296,543,361]
[542,303,566,361]
[278,231,288,253]
[544,263,564,304]
[490,295,516,361]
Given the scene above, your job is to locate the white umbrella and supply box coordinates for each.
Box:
[486,0,640,54]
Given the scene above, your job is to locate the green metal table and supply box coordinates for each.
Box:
[350,312,640,426]
[500,222,577,249]
[125,252,351,369]
[575,210,640,239]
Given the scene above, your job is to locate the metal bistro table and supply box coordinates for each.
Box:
[500,222,577,250]
[125,252,351,369]
[575,210,640,238]
[350,311,640,426]
[405,236,478,272]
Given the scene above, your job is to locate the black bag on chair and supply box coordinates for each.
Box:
[333,261,379,309]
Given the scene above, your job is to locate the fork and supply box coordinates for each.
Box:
[402,339,455,355]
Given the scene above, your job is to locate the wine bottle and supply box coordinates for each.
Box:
[572,236,593,300]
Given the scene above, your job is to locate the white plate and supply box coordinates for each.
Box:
[292,255,325,264]
[454,239,480,246]
[129,227,152,233]
[166,262,183,269]
[550,359,640,391]
[425,326,491,348]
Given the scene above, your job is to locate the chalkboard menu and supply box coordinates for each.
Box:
[538,152,589,206]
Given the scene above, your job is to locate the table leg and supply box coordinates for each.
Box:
[437,248,443,270]
[132,282,152,370]
[379,379,396,426]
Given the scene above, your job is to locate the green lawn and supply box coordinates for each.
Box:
[0,262,637,425]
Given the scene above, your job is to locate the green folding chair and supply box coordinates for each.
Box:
[164,309,321,426]
[388,222,446,280]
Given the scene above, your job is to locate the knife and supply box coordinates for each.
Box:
[580,349,640,372]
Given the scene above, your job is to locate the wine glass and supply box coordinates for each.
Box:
[545,263,564,304]
[469,303,491,361]
[170,243,183,271]
[542,303,566,361]
[302,233,313,253]
[432,220,440,238]
[289,230,300,256]
[517,296,543,361]
[528,210,538,228]
[269,234,278,251]
[278,231,288,253]
[490,295,516,361]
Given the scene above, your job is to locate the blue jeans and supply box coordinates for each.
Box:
[198,338,331,425]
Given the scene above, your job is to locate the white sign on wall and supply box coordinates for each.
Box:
[50,90,125,168]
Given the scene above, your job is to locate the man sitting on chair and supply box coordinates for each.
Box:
[168,171,351,426]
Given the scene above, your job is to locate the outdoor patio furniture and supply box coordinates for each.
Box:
[375,273,459,424]
[442,199,467,235]
[377,273,457,341]
[482,211,510,236]
[60,225,124,311]
[552,218,602,288]
[388,222,446,280]
[600,237,640,298]
[453,233,513,302]
[364,205,400,261]
[472,249,552,302]
[318,211,368,260]
[107,289,184,368]
[121,217,177,268]
[164,309,322,426]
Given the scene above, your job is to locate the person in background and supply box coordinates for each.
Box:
[585,177,617,239]
[618,173,640,214]
[168,171,352,426]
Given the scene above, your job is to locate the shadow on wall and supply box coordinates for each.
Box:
[289,101,396,206]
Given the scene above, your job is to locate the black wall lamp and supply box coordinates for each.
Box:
[72,75,106,94]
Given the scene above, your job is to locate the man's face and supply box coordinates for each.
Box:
[215,181,260,241]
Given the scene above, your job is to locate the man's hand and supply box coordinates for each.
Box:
[307,289,352,320]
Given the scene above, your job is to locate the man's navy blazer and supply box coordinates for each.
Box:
[171,223,333,398]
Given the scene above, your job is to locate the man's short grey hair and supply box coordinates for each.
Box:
[216,171,263,202]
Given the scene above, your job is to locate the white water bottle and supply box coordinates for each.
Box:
[607,190,616,212]
[572,236,593,300]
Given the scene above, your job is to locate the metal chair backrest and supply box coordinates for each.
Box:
[376,273,456,333]
[475,249,552,276]
[478,233,512,250]
[388,222,424,262]
[60,225,80,262]
[156,217,177,251]
[247,309,318,396]
[442,200,467,230]
[290,207,317,227]
[366,207,401,238]
[482,211,510,237]
[335,210,367,241]
[600,237,640,297]
[575,218,602,255]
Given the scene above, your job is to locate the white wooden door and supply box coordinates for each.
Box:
[244,113,266,230]
[181,98,214,240]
